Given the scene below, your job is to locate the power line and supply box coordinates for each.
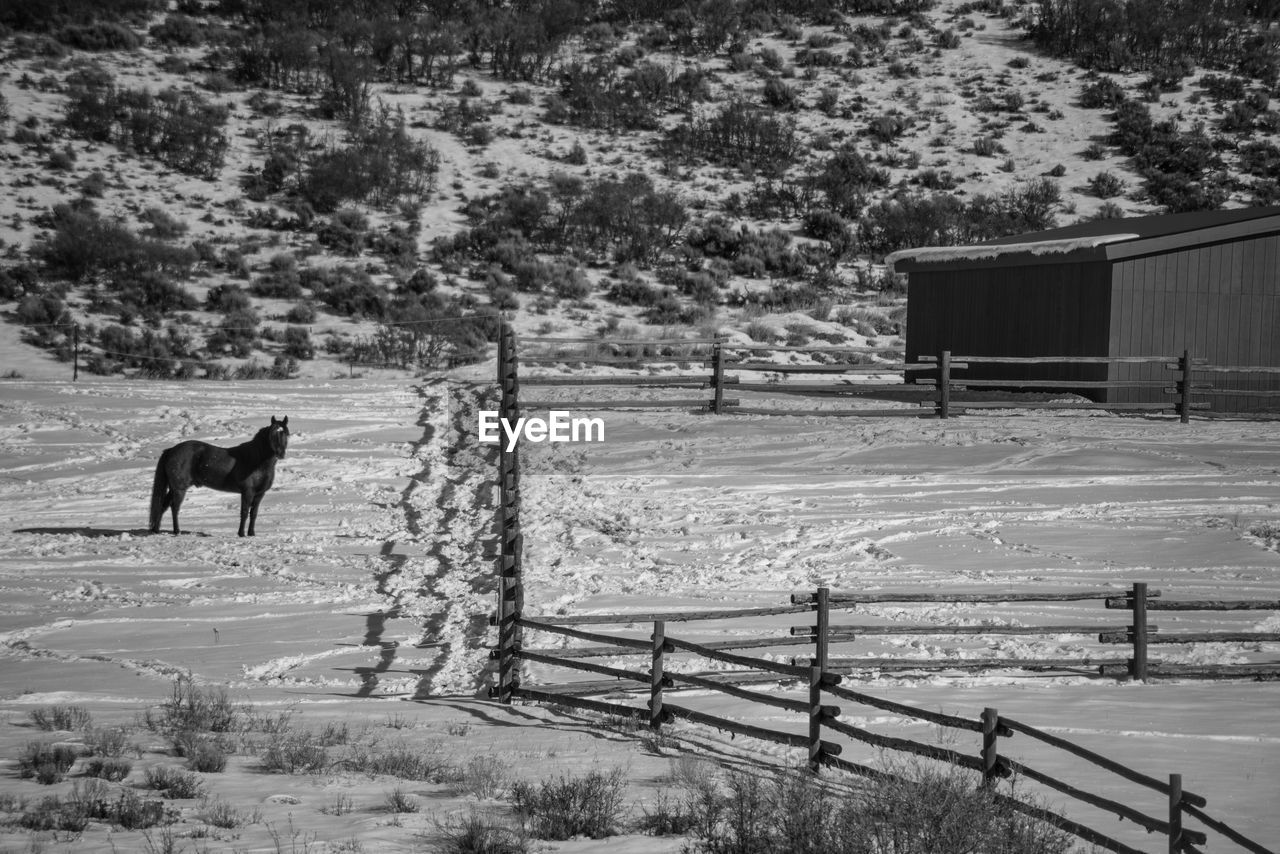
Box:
[11,311,495,334]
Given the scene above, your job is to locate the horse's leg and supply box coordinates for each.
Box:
[169,487,186,535]
[238,491,252,537]
[247,491,267,537]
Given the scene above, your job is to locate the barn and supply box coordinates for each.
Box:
[886,206,1280,409]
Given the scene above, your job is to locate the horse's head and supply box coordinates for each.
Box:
[268,416,289,459]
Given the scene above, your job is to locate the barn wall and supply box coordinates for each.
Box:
[1109,233,1280,409]
[906,261,1112,393]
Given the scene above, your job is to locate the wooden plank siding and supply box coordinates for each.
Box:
[906,262,1113,394]
[1108,235,1280,409]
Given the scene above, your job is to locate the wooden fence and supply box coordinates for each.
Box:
[490,322,1278,854]
[517,333,1280,419]
[501,587,1277,854]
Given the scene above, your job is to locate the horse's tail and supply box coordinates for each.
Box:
[149,454,170,533]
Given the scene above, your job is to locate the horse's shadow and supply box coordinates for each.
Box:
[14,527,208,538]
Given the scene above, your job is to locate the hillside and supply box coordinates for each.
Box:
[1,0,1278,380]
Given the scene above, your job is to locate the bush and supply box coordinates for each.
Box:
[285,303,318,324]
[17,796,89,832]
[144,676,242,735]
[807,144,890,216]
[85,756,133,781]
[64,85,228,178]
[250,254,303,298]
[205,284,252,313]
[859,180,1060,255]
[1080,77,1131,110]
[973,135,1004,156]
[549,59,673,131]
[435,810,530,854]
[260,732,329,774]
[29,705,92,731]
[1089,170,1125,198]
[283,326,315,360]
[57,21,141,51]
[607,277,661,306]
[34,204,196,284]
[682,761,1075,854]
[664,100,800,177]
[306,265,387,319]
[342,737,455,780]
[294,106,438,213]
[89,325,201,378]
[150,13,203,47]
[15,294,73,339]
[145,766,205,799]
[316,208,371,255]
[199,797,259,829]
[18,742,79,784]
[112,788,169,830]
[384,786,420,814]
[84,726,137,757]
[140,207,188,239]
[761,77,798,110]
[183,736,229,773]
[208,308,259,358]
[511,767,627,840]
[803,210,854,255]
[1031,0,1249,74]
[2,0,161,31]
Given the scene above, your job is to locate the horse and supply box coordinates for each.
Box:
[149,416,289,537]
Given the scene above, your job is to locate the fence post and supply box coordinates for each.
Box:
[1130,582,1149,682]
[814,587,829,671]
[650,620,665,730]
[72,323,79,382]
[938,350,951,419]
[981,707,1000,788]
[712,341,725,414]
[1178,349,1191,424]
[1168,773,1183,854]
[495,320,523,704]
[808,664,824,773]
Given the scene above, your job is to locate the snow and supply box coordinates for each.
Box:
[885,233,1141,270]
[3,379,1275,850]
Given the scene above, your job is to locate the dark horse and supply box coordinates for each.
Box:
[149,417,289,537]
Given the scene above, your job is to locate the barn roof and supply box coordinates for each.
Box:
[887,206,1280,273]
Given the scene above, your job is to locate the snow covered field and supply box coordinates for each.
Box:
[0,377,1277,851]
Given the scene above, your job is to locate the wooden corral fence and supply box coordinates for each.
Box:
[490,322,1278,853]
[516,331,1280,419]
[498,587,1277,854]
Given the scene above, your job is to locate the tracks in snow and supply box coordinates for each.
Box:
[366,380,500,698]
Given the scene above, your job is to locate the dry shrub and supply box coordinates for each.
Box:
[510,767,627,840]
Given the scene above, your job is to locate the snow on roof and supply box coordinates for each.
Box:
[886,233,1141,270]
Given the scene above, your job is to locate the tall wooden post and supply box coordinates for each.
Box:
[1130,582,1149,682]
[1168,773,1183,854]
[981,707,1000,788]
[1178,349,1191,424]
[808,664,824,772]
[712,341,725,414]
[650,620,665,730]
[72,323,79,382]
[814,587,829,671]
[938,350,951,419]
[495,320,523,704]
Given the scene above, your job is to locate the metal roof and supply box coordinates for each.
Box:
[889,206,1280,272]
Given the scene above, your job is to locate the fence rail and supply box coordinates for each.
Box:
[516,334,1280,419]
